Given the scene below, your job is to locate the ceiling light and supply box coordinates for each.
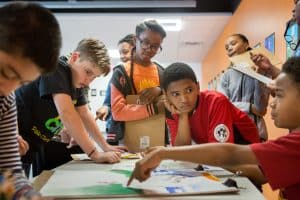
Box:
[108,49,120,59]
[144,18,182,31]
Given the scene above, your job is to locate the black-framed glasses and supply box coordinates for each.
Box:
[284,19,300,51]
[137,37,162,53]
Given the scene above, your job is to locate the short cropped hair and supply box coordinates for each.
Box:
[118,34,135,47]
[136,20,166,39]
[162,62,198,90]
[0,2,61,73]
[75,38,111,76]
[282,56,300,89]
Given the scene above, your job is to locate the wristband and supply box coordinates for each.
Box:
[88,147,97,157]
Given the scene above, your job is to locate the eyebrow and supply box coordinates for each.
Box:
[6,63,32,83]
[7,64,22,79]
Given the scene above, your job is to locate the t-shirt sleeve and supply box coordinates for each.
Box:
[75,88,88,106]
[38,67,72,99]
[250,133,300,190]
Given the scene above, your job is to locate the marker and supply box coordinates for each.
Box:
[127,172,134,186]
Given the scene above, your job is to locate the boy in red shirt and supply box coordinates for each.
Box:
[163,62,260,146]
[129,57,300,200]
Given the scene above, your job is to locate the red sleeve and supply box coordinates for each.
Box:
[206,97,235,143]
[166,115,179,146]
[250,132,300,190]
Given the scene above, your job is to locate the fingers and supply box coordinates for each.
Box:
[17,135,29,156]
[107,152,121,163]
[115,145,128,152]
[95,106,109,121]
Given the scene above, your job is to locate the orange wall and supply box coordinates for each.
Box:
[202,0,294,139]
[202,0,294,199]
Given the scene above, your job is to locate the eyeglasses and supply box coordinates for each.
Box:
[284,19,300,51]
[0,62,30,86]
[137,38,162,53]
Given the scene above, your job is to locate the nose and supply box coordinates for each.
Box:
[179,94,188,103]
[269,99,276,108]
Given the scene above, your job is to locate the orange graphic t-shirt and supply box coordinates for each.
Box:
[124,62,160,93]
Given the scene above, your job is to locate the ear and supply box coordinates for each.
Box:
[70,51,80,63]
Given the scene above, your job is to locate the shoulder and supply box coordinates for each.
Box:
[153,61,164,71]
[200,90,229,103]
[0,93,16,116]
[0,93,15,107]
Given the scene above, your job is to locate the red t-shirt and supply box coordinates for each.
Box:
[251,131,300,200]
[167,91,260,145]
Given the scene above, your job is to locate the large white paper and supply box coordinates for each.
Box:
[232,64,273,84]
[128,174,238,195]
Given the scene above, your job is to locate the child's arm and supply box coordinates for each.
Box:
[131,143,258,182]
[76,104,127,152]
[53,93,121,163]
[174,113,192,146]
[111,84,158,121]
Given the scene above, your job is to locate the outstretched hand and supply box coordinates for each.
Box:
[127,146,165,185]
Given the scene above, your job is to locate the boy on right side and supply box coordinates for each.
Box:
[130,57,300,199]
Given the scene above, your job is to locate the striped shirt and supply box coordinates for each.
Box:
[0,93,39,199]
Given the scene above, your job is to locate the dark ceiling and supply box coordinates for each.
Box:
[1,0,242,13]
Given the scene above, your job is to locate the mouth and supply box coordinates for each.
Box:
[227,51,235,57]
[179,104,193,112]
[271,113,277,120]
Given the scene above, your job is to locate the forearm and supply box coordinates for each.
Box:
[174,114,191,146]
[159,144,258,168]
[225,165,267,185]
[79,108,108,149]
[268,65,280,79]
[60,109,96,155]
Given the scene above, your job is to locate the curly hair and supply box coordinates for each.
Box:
[282,56,300,89]
[75,38,111,76]
[162,62,198,91]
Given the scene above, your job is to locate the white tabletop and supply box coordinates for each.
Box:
[35,159,265,200]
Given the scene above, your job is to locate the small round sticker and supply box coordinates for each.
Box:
[214,124,230,143]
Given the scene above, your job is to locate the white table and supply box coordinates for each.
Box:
[33,160,265,200]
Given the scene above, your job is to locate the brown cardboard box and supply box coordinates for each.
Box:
[124,95,165,153]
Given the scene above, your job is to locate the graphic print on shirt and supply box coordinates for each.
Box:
[137,79,157,92]
[214,124,230,143]
[31,115,63,142]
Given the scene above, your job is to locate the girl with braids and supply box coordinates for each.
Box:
[16,38,125,177]
[96,34,135,144]
[109,20,167,145]
[218,34,271,142]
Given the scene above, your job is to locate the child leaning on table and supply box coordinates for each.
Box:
[0,1,61,199]
[130,57,300,200]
